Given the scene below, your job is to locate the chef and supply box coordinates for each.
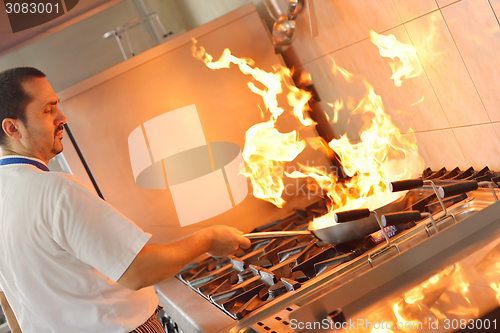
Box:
[0,67,251,333]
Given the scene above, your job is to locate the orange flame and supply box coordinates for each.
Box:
[301,79,423,229]
[490,282,500,304]
[389,264,479,327]
[327,98,344,123]
[344,261,493,333]
[370,30,423,87]
[292,32,424,227]
[410,95,425,107]
[404,266,455,305]
[241,120,305,207]
[392,302,425,332]
[192,39,313,206]
[329,55,354,82]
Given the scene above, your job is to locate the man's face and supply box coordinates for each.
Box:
[19,77,67,163]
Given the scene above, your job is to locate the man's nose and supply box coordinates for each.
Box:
[56,107,67,125]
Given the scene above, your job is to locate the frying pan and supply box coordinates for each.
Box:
[243,181,477,245]
[243,194,408,245]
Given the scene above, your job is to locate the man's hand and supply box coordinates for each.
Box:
[203,225,251,257]
[117,225,251,290]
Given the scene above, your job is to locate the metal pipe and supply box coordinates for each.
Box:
[63,123,105,200]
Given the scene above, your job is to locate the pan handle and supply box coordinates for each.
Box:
[389,179,424,192]
[333,208,370,222]
[243,230,311,239]
[492,176,500,187]
[381,211,422,227]
[437,181,478,198]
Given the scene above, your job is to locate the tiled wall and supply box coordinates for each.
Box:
[282,0,500,171]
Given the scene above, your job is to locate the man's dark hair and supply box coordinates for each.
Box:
[0,67,46,146]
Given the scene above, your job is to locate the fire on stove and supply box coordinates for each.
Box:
[176,165,500,324]
[191,36,424,219]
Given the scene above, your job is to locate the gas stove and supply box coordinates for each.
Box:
[155,166,500,333]
[176,198,378,321]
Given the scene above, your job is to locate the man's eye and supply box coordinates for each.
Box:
[45,108,52,113]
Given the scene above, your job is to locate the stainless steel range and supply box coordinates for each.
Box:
[155,167,500,333]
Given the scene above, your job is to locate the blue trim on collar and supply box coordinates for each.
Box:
[0,157,50,172]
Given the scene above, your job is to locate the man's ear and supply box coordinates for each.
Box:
[1,118,22,140]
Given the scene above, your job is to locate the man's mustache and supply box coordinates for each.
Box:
[55,125,64,136]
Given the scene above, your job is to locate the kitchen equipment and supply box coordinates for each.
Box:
[305,0,318,37]
[287,0,304,20]
[272,14,296,52]
[244,180,470,245]
[267,0,309,52]
[243,209,380,244]
[243,192,410,244]
[263,0,281,21]
[102,12,171,60]
[241,210,387,245]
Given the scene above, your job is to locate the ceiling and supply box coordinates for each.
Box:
[0,0,123,57]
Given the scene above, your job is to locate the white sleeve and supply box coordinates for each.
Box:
[52,180,151,282]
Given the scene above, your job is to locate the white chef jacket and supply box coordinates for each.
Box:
[0,156,158,332]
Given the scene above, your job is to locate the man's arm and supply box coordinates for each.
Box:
[117,225,251,290]
[0,292,22,333]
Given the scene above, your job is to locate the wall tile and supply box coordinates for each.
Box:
[491,0,500,18]
[283,0,405,66]
[396,132,430,172]
[388,27,450,132]
[329,37,413,137]
[391,0,438,23]
[413,132,433,169]
[296,56,346,139]
[453,124,500,170]
[328,31,413,135]
[491,122,500,142]
[442,0,500,122]
[352,0,402,32]
[300,34,416,143]
[416,129,468,169]
[436,0,462,7]
[404,11,490,127]
[300,25,450,137]
[282,0,371,65]
[298,55,360,141]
